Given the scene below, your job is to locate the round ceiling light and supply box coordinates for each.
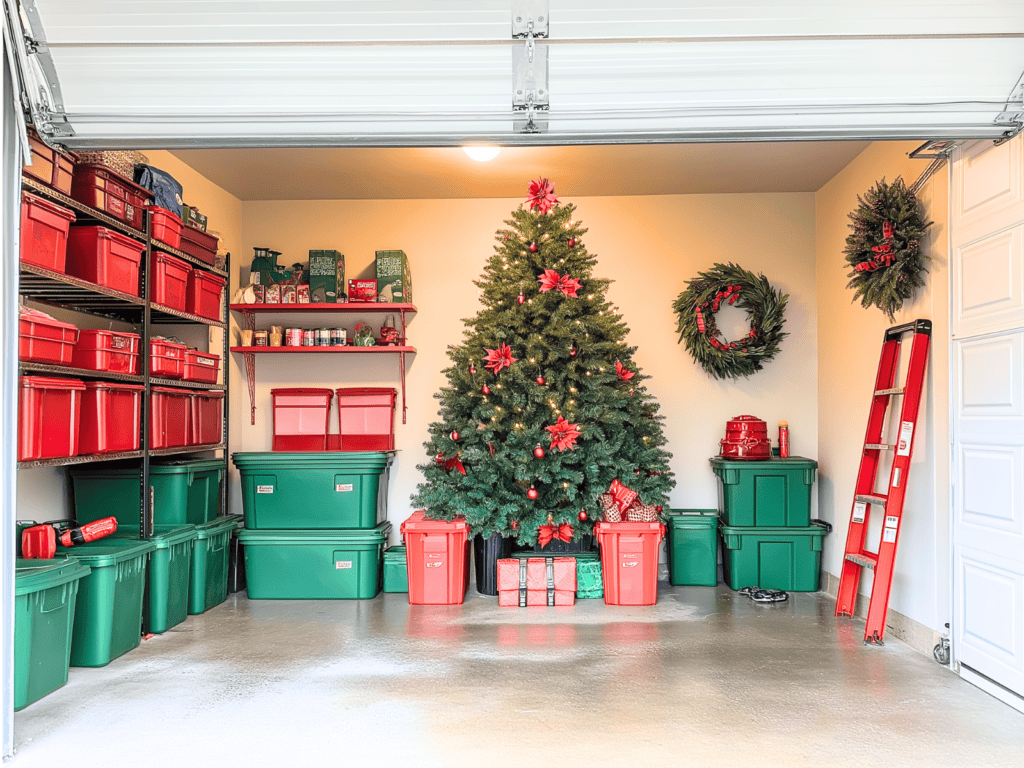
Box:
[463,146,501,162]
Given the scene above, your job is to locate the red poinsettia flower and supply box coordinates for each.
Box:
[546,415,582,452]
[557,274,582,298]
[526,178,559,214]
[538,269,562,293]
[537,269,582,298]
[483,343,517,374]
[615,361,635,382]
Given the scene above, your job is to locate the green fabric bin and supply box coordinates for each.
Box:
[189,516,235,615]
[239,523,391,599]
[710,456,818,528]
[70,460,224,527]
[14,557,90,710]
[112,525,197,633]
[383,546,408,593]
[667,509,719,586]
[719,522,828,592]
[58,538,155,667]
[232,451,393,530]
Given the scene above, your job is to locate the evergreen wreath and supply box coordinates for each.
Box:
[844,177,931,321]
[673,263,788,380]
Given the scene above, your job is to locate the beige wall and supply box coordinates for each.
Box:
[234,193,818,535]
[815,142,950,634]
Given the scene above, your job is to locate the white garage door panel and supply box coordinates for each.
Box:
[956,228,1024,336]
[957,546,1024,683]
[958,332,1024,415]
[959,445,1023,536]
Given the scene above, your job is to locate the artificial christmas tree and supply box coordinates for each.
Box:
[413,179,674,549]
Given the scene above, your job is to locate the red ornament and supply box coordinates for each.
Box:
[511,520,518,530]
[578,510,588,522]
[529,242,538,253]
[435,453,444,462]
[536,376,546,386]
[483,343,517,374]
[569,345,578,358]
[527,487,539,500]
[517,294,525,305]
[533,445,545,459]
[568,237,576,248]
[469,364,477,374]
[525,178,559,214]
[546,415,582,452]
[481,384,490,395]
[655,505,663,513]
[450,430,460,441]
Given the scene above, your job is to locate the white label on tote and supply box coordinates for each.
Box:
[197,357,216,367]
[335,561,352,570]
[336,483,353,492]
[256,485,274,494]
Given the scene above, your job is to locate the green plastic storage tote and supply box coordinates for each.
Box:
[113,525,196,633]
[719,522,828,592]
[58,538,154,667]
[383,545,408,593]
[188,516,235,614]
[239,522,391,599]
[666,509,719,586]
[14,557,90,710]
[709,456,818,528]
[70,459,223,527]
[232,451,393,529]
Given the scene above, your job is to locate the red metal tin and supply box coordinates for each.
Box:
[719,414,772,460]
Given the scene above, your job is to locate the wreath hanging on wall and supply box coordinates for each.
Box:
[673,262,788,380]
[844,177,931,321]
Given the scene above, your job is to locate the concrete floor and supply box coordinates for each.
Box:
[12,581,1024,768]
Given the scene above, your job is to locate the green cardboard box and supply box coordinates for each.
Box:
[374,249,413,303]
[576,559,603,598]
[308,250,346,304]
[182,206,208,231]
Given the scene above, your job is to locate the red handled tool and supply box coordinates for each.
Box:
[20,517,119,559]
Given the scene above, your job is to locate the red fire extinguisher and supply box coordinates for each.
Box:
[20,518,119,559]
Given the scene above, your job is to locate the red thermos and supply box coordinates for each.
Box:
[778,420,790,458]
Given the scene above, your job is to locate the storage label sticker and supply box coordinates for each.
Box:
[883,515,899,543]
[336,483,353,492]
[852,501,867,523]
[896,421,914,456]
[335,561,352,570]
[198,357,216,366]
[257,485,274,494]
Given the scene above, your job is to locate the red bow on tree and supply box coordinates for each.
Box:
[615,361,635,382]
[526,178,559,214]
[537,522,574,548]
[483,343,517,374]
[436,454,466,475]
[546,416,582,452]
[537,269,582,298]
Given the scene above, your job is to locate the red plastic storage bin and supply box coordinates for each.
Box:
[596,521,666,606]
[18,376,86,461]
[79,381,144,454]
[401,511,470,605]
[24,131,77,194]
[150,252,192,312]
[271,388,333,451]
[149,387,191,449]
[71,330,141,375]
[66,226,145,296]
[146,206,183,249]
[150,339,186,378]
[19,309,79,365]
[335,388,397,451]
[179,226,218,266]
[186,270,226,322]
[20,191,77,272]
[70,164,150,230]
[190,390,224,446]
[183,350,221,384]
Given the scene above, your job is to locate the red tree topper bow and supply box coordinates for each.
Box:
[856,220,896,273]
[526,178,559,214]
[483,343,517,374]
[615,361,635,382]
[537,522,574,547]
[546,415,582,452]
[538,269,582,298]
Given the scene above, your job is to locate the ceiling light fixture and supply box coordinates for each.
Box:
[463,146,501,162]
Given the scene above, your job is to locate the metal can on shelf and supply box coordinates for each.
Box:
[302,329,316,347]
[331,328,347,346]
[253,331,268,347]
[317,328,332,346]
[285,328,302,347]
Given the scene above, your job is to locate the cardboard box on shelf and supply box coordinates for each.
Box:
[348,279,377,303]
[375,250,413,303]
[182,206,208,231]
[309,250,345,304]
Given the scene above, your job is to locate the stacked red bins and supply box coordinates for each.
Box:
[19,310,79,365]
[150,339,186,378]
[179,226,218,266]
[79,382,144,454]
[18,376,86,461]
[190,391,224,446]
[186,270,226,322]
[66,227,144,296]
[271,388,333,451]
[70,164,150,230]
[183,350,220,384]
[335,388,396,451]
[595,521,666,606]
[150,252,192,312]
[20,192,76,272]
[71,330,141,375]
[146,206,183,249]
[149,387,191,449]
[24,131,76,194]
[401,511,470,605]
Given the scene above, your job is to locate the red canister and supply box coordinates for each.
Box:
[719,414,772,460]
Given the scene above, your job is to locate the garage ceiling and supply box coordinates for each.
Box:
[8,1,1024,148]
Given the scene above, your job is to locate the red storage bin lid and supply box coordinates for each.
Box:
[152,339,187,351]
[152,251,192,272]
[335,387,396,406]
[21,191,77,222]
[185,349,220,362]
[82,381,145,392]
[194,390,225,400]
[145,205,183,225]
[151,386,192,396]
[78,329,140,342]
[595,521,666,536]
[20,375,86,391]
[19,309,79,334]
[272,388,333,401]
[400,510,468,534]
[192,269,226,288]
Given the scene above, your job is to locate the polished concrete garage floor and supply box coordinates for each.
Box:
[13,582,1024,768]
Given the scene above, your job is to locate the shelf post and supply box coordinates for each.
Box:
[242,310,256,424]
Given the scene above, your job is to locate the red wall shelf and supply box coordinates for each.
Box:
[231,346,416,353]
[229,303,415,314]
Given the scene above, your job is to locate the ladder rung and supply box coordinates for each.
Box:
[864,444,892,451]
[855,494,888,507]
[845,552,878,569]
[874,387,904,396]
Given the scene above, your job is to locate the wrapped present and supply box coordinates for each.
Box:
[576,558,604,599]
[497,557,576,607]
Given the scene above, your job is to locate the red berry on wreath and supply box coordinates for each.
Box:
[568,238,576,248]
[517,294,525,305]
[527,486,539,500]
[536,376,546,386]
[578,510,588,522]
[511,520,518,530]
[529,242,538,253]
[533,445,545,459]
[450,430,460,441]
[481,384,490,395]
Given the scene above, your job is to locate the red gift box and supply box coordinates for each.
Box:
[497,557,576,607]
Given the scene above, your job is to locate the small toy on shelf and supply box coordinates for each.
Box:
[353,322,376,347]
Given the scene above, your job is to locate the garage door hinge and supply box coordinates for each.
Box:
[511,0,548,39]
[512,0,549,133]
[994,74,1024,139]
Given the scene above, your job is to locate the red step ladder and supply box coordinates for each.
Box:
[835,319,932,645]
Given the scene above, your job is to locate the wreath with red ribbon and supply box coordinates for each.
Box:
[673,263,788,380]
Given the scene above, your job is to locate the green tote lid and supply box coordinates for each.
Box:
[56,537,155,566]
[710,456,818,470]
[111,524,198,548]
[15,556,90,595]
[194,516,239,539]
[232,451,395,470]
[71,459,224,479]
[667,509,719,528]
[238,521,392,546]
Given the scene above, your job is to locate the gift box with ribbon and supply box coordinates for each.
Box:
[497,557,576,607]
